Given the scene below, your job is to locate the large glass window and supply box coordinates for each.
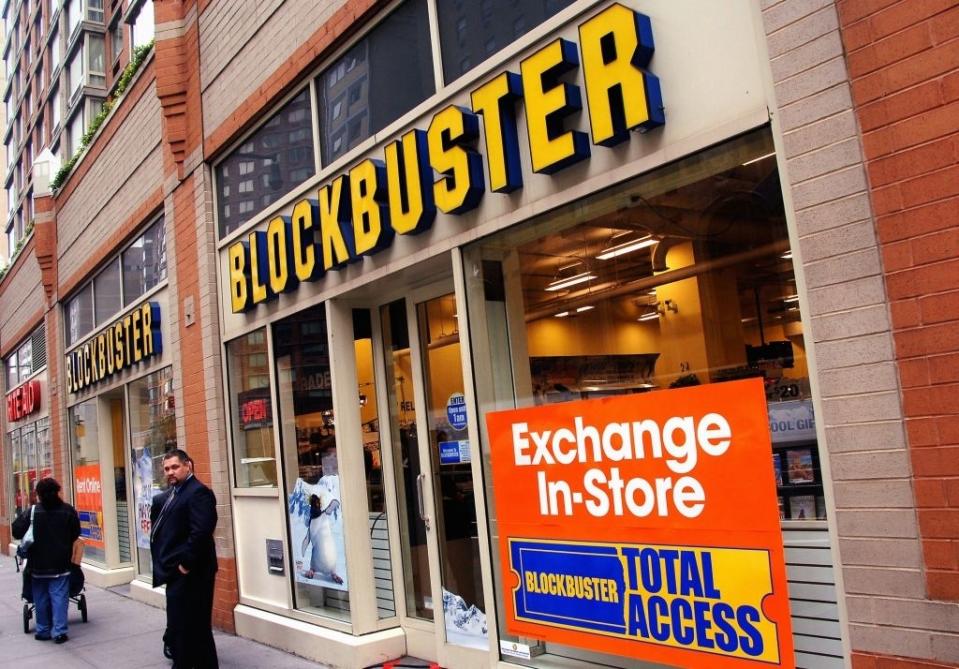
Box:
[274,303,351,621]
[50,28,61,72]
[465,129,822,666]
[66,283,94,347]
[87,0,104,22]
[122,217,167,303]
[93,257,122,324]
[68,46,84,98]
[70,399,105,564]
[227,329,276,487]
[317,0,433,165]
[68,108,84,156]
[216,89,315,238]
[129,366,176,577]
[436,1,575,83]
[87,34,105,87]
[50,85,61,130]
[66,0,81,36]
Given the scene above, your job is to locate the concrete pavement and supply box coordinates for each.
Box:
[0,556,331,668]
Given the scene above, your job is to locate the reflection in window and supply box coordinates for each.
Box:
[122,217,167,304]
[227,329,276,487]
[435,0,575,83]
[273,304,351,621]
[129,366,176,577]
[318,0,433,164]
[216,89,315,238]
[94,257,122,324]
[66,283,94,347]
[465,129,824,667]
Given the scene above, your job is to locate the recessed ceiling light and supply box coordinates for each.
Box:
[554,311,570,318]
[638,312,660,322]
[576,305,594,313]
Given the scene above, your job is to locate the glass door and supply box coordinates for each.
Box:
[377,279,489,668]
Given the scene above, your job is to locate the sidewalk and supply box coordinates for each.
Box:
[0,557,330,668]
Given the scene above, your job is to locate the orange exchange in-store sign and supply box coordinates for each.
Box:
[485,379,795,668]
[227,3,664,313]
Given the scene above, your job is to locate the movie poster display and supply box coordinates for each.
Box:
[288,472,348,592]
[485,378,794,668]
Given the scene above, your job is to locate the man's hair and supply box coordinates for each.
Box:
[35,477,62,508]
[163,448,192,464]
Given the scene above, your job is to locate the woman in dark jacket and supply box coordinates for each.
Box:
[12,477,81,643]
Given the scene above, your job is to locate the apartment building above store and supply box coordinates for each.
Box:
[1,0,155,259]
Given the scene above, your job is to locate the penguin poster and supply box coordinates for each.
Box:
[288,474,349,591]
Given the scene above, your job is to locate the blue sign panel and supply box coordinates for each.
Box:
[447,393,468,431]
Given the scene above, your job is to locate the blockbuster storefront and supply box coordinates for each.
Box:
[215,2,842,668]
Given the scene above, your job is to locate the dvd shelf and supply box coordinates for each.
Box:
[768,398,826,521]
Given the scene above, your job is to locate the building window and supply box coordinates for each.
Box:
[317,0,434,164]
[87,34,105,87]
[68,46,84,98]
[50,28,60,72]
[215,88,315,238]
[50,85,61,130]
[65,217,167,349]
[109,18,122,65]
[273,304,352,621]
[4,325,46,389]
[66,282,94,347]
[130,0,154,51]
[121,216,167,303]
[93,257,121,325]
[86,0,104,23]
[435,0,575,83]
[461,129,827,664]
[67,109,84,157]
[227,329,277,488]
[66,0,81,37]
[69,400,106,563]
[129,365,176,578]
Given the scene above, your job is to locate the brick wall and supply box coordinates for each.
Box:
[764,0,959,665]
[56,84,163,293]
[0,245,45,351]
[838,0,959,604]
[199,0,346,137]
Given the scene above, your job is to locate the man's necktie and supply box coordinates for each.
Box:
[151,486,177,540]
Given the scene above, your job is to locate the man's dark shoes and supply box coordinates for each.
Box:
[34,633,51,640]
[54,634,68,644]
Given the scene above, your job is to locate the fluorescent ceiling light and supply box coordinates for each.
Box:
[638,312,660,322]
[554,311,570,318]
[576,305,594,313]
[596,235,657,260]
[782,294,799,303]
[742,151,776,166]
[545,272,596,291]
[781,250,793,260]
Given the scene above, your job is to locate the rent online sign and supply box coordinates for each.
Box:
[486,379,794,668]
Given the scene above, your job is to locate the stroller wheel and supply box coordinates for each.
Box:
[22,603,31,634]
[79,594,88,622]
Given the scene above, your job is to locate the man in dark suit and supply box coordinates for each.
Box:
[151,449,219,668]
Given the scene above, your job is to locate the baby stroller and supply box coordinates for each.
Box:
[15,552,88,633]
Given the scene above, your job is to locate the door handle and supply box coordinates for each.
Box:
[416,473,431,531]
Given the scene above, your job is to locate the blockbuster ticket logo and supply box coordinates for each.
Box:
[486,378,795,668]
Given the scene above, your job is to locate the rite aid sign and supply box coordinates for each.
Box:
[7,379,40,422]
